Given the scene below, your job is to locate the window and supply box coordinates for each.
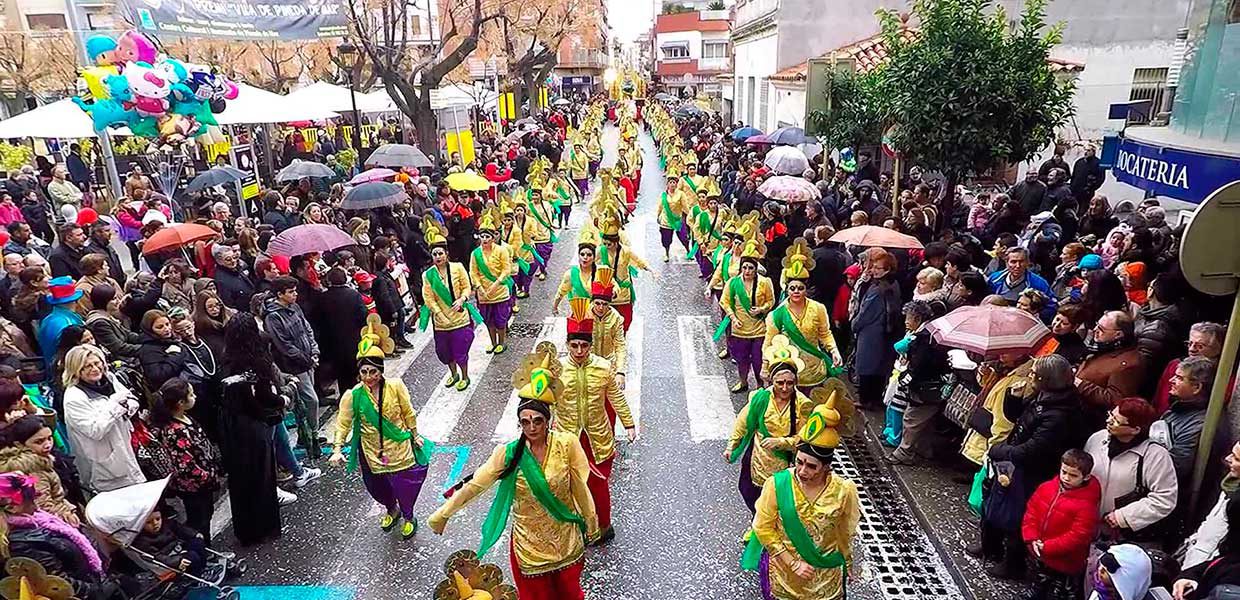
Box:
[702,41,728,59]
[661,44,689,59]
[1127,67,1169,124]
[746,76,756,125]
[26,13,67,30]
[85,11,115,30]
[758,77,769,131]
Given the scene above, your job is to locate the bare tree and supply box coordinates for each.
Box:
[249,40,306,93]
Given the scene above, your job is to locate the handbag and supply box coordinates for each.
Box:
[943,375,980,427]
[1112,449,1175,547]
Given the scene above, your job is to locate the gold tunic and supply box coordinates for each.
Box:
[555,265,595,303]
[657,189,688,230]
[610,247,649,306]
[555,355,634,462]
[524,202,554,244]
[709,247,742,291]
[726,390,814,486]
[590,307,627,373]
[331,380,420,474]
[429,431,598,575]
[753,471,861,600]
[763,300,839,387]
[421,262,473,331]
[469,244,513,304]
[721,275,776,339]
[505,223,532,264]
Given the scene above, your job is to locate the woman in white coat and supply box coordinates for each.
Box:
[1084,397,1178,541]
[62,344,145,492]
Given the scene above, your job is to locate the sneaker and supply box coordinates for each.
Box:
[400,518,417,539]
[512,304,521,314]
[717,348,730,359]
[379,512,398,531]
[277,488,298,506]
[964,540,987,559]
[493,344,506,355]
[730,382,749,394]
[276,469,294,484]
[444,373,460,388]
[455,377,470,391]
[536,273,546,281]
[292,467,322,488]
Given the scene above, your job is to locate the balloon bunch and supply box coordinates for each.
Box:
[72,30,239,143]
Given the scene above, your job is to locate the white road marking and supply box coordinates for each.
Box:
[417,323,499,443]
[679,315,735,442]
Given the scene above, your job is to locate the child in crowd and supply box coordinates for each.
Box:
[1021,449,1102,600]
[132,505,207,576]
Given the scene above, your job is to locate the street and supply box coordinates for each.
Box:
[213,126,968,600]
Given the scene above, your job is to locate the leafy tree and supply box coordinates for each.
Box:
[808,68,886,151]
[875,0,1075,221]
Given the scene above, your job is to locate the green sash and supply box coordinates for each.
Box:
[741,470,848,571]
[727,388,774,463]
[418,266,484,331]
[770,304,833,365]
[521,243,545,267]
[714,275,753,341]
[478,439,588,559]
[681,174,700,194]
[616,265,638,301]
[527,200,559,243]
[567,266,591,300]
[472,247,514,297]
[348,385,433,472]
[660,192,682,231]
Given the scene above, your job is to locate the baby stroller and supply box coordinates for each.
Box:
[85,478,246,600]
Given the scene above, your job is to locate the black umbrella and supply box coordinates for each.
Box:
[674,104,706,118]
[186,166,248,192]
[342,181,409,210]
[365,143,434,169]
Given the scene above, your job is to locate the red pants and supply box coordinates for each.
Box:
[614,302,633,332]
[580,431,615,531]
[510,541,584,600]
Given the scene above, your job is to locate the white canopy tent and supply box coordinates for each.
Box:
[215,82,340,125]
[431,82,499,110]
[0,99,132,139]
[285,81,396,114]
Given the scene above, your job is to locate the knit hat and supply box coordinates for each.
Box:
[1079,254,1103,270]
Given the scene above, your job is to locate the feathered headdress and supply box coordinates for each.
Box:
[433,550,517,600]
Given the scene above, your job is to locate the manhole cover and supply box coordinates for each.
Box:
[837,435,964,599]
[507,322,544,338]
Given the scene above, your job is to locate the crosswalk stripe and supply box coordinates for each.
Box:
[493,317,567,440]
[416,323,498,443]
[678,315,735,442]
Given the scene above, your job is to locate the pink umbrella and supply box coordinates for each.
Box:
[745,134,774,145]
[758,175,821,203]
[268,224,356,257]
[926,305,1051,358]
[350,168,398,185]
[829,225,924,249]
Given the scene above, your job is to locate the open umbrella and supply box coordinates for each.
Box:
[757,175,821,204]
[269,223,356,257]
[768,126,812,146]
[654,92,677,101]
[763,146,811,175]
[141,223,218,255]
[342,181,409,210]
[926,305,1051,358]
[185,166,248,193]
[552,98,571,106]
[276,159,336,182]
[745,134,774,145]
[349,167,399,185]
[445,171,491,192]
[828,225,924,249]
[730,126,762,141]
[366,143,434,169]
[674,104,706,118]
[504,128,537,144]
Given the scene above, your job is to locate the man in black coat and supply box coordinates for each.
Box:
[211,245,257,311]
[1037,147,1070,182]
[1039,168,1076,214]
[84,220,127,288]
[48,224,88,279]
[809,231,849,310]
[316,268,369,395]
[1007,170,1047,218]
[1070,146,1106,206]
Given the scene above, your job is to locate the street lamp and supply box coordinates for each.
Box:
[338,41,364,172]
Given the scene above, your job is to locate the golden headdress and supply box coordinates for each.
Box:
[735,211,761,242]
[498,195,515,216]
[433,550,517,600]
[797,380,856,461]
[512,341,563,406]
[477,206,501,234]
[0,558,75,600]
[597,210,622,239]
[357,313,395,364]
[421,214,449,248]
[577,225,600,249]
[763,334,804,377]
[592,263,615,300]
[739,237,767,261]
[781,237,816,282]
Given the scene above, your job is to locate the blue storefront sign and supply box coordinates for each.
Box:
[1111,137,1240,205]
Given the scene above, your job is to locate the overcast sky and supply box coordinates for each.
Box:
[608,0,654,44]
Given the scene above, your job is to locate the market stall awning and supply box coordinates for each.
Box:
[215,82,340,125]
[0,99,132,139]
[284,81,395,114]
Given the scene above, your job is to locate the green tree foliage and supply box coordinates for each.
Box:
[875,0,1076,185]
[0,142,33,172]
[808,68,887,151]
[707,1,726,10]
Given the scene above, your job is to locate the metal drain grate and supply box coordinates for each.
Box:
[837,435,965,600]
[507,322,544,338]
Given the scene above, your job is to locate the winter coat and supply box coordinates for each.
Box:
[213,265,257,312]
[989,387,1084,488]
[371,271,403,323]
[1135,302,1186,380]
[84,240,126,288]
[1151,398,1210,484]
[988,269,1057,322]
[1021,477,1102,574]
[84,310,142,359]
[1181,481,1236,570]
[63,375,145,492]
[961,361,1034,465]
[1178,551,1240,600]
[903,328,950,406]
[314,286,367,369]
[48,243,88,279]
[851,275,901,377]
[263,298,319,374]
[0,447,79,524]
[1084,432,1178,533]
[1075,345,1146,426]
[136,334,188,390]
[1009,180,1047,217]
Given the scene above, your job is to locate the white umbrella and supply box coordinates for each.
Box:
[763,146,811,175]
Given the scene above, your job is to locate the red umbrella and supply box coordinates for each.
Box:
[745,134,773,145]
[925,305,1051,358]
[829,225,924,250]
[142,223,218,255]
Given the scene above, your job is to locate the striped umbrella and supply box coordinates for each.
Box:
[926,305,1051,358]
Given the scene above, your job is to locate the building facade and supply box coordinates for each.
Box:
[653,10,731,104]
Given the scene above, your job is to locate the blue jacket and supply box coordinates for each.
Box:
[988,269,1057,321]
[37,305,84,368]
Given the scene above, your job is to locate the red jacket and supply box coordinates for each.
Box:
[1021,476,1101,575]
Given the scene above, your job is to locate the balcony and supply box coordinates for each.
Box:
[559,49,608,69]
[698,57,729,72]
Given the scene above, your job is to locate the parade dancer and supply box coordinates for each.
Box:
[764,239,842,395]
[524,188,557,281]
[725,336,815,513]
[690,189,726,280]
[329,315,431,539]
[588,264,628,391]
[569,140,590,204]
[658,177,690,262]
[598,212,651,332]
[720,238,776,393]
[552,228,601,315]
[557,297,637,544]
[742,390,860,600]
[546,165,578,228]
[418,215,480,391]
[430,343,598,600]
[470,207,514,354]
[504,198,535,301]
[586,132,603,180]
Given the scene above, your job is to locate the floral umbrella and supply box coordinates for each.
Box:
[757,175,821,203]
